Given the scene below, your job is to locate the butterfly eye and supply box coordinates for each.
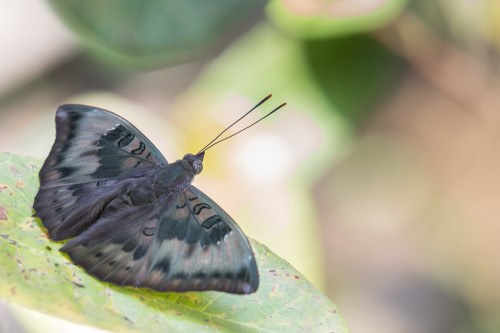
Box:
[193,159,203,174]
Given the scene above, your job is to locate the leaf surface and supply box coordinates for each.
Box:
[0,153,349,333]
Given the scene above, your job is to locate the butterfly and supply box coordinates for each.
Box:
[33,96,286,294]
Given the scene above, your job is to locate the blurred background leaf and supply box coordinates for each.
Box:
[304,34,406,126]
[267,0,409,39]
[48,0,267,68]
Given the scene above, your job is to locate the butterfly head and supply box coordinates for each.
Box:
[183,152,204,175]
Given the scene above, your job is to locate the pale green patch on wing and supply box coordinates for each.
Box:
[0,153,350,333]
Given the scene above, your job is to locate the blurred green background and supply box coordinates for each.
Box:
[1,0,500,332]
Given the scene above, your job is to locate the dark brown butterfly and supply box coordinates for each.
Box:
[33,96,285,294]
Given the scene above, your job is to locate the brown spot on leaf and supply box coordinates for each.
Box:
[294,275,300,279]
[0,205,7,220]
[10,287,15,295]
[14,181,24,188]
[0,185,8,193]
[46,246,52,251]
[10,166,19,173]
[0,234,16,246]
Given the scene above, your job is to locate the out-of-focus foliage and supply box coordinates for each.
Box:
[48,0,267,68]
[267,0,409,39]
[304,34,405,125]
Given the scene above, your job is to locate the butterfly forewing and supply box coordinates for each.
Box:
[38,104,167,187]
[34,105,168,240]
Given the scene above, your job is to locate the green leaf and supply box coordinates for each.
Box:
[0,153,349,333]
[304,34,406,126]
[266,0,409,39]
[48,0,267,68]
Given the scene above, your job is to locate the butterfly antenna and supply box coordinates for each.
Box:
[197,94,273,155]
[199,102,287,153]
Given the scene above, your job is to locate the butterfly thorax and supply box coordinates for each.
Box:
[151,152,204,193]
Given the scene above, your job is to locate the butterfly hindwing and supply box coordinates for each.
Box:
[60,186,258,294]
[34,105,167,240]
[144,186,258,294]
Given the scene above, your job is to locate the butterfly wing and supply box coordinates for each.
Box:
[34,104,167,240]
[61,186,259,294]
